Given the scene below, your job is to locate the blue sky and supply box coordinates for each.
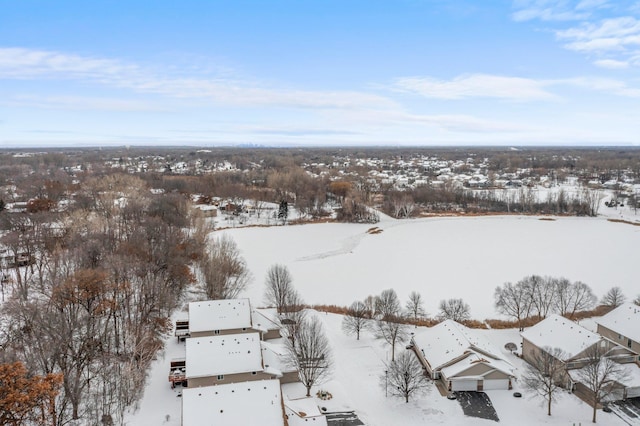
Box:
[1,0,640,147]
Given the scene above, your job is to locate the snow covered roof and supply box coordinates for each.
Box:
[186,333,263,379]
[261,340,297,376]
[412,320,509,370]
[521,315,601,360]
[188,299,252,333]
[440,352,514,379]
[252,308,281,333]
[284,397,328,426]
[596,303,640,343]
[182,379,284,426]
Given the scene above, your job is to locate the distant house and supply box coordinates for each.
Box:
[411,320,515,392]
[521,315,639,398]
[595,303,640,356]
[185,332,275,388]
[193,204,218,217]
[188,299,254,338]
[182,379,285,426]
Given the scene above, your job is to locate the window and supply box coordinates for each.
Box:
[217,375,224,380]
[628,338,632,349]
[214,330,220,335]
[251,371,257,375]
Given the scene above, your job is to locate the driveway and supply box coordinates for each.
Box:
[325,411,365,426]
[609,397,640,425]
[454,391,500,422]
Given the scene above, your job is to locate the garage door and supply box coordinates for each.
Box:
[451,380,478,391]
[627,387,640,399]
[483,379,510,390]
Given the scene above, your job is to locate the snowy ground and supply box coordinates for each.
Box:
[126,310,627,425]
[221,213,639,319]
[126,201,639,425]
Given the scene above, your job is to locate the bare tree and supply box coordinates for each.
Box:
[522,346,566,416]
[494,281,532,331]
[287,316,332,397]
[576,345,626,423]
[438,298,470,322]
[405,291,425,321]
[524,275,554,319]
[200,234,252,299]
[553,279,596,318]
[375,316,409,362]
[342,301,370,340]
[375,289,401,319]
[383,351,429,403]
[363,295,376,318]
[263,264,295,314]
[600,287,626,308]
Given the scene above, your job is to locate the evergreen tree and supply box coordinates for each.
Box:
[278,200,288,223]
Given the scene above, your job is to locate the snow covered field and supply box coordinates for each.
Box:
[223,214,639,319]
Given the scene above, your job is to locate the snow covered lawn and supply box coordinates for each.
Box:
[223,215,639,319]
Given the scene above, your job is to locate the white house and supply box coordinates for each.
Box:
[185,332,275,387]
[521,314,638,395]
[182,379,285,426]
[411,320,515,391]
[188,299,253,338]
[595,303,640,356]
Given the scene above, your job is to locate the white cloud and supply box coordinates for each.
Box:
[393,74,557,101]
[557,16,640,42]
[0,47,396,111]
[560,76,640,96]
[5,94,168,111]
[511,0,594,22]
[0,47,137,79]
[513,2,640,67]
[593,58,630,68]
[575,0,610,11]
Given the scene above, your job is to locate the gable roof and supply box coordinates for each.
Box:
[261,340,297,376]
[284,396,328,426]
[596,302,640,343]
[189,299,252,333]
[412,319,510,371]
[182,379,284,426]
[186,332,263,379]
[521,314,601,360]
[440,352,515,380]
[252,308,281,333]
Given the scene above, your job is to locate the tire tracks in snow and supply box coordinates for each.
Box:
[293,213,451,262]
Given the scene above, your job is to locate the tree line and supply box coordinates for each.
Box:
[494,275,631,331]
[1,174,200,425]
